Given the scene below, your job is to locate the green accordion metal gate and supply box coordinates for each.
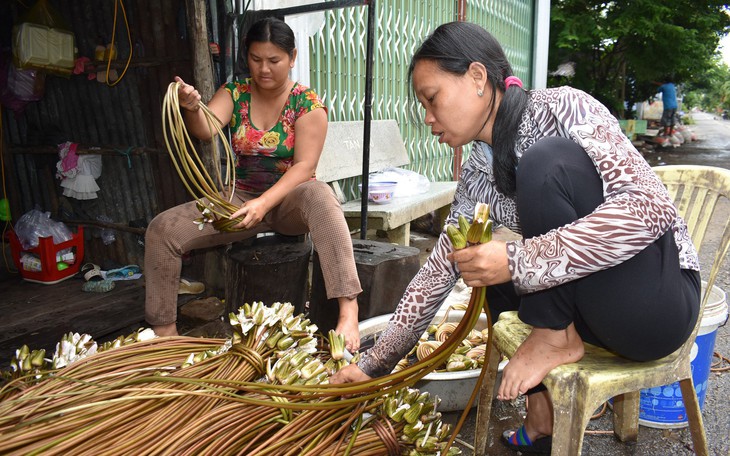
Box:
[309,0,536,200]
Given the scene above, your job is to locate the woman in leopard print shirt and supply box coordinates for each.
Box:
[331,21,700,452]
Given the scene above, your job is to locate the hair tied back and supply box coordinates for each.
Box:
[504,76,523,89]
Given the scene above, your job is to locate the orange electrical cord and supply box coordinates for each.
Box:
[105,0,133,87]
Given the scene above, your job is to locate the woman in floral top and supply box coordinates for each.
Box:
[225,78,325,193]
[331,22,700,454]
[145,17,362,351]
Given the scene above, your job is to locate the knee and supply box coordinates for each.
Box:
[298,180,337,206]
[517,137,598,193]
[145,210,176,244]
[519,136,586,176]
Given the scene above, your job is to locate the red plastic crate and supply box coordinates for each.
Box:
[9,225,84,284]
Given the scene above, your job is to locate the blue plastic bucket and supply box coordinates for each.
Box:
[639,283,728,428]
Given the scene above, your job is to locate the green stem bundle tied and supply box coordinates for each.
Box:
[441,202,496,453]
[1,202,498,454]
[0,300,470,455]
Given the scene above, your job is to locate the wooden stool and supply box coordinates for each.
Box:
[225,234,311,315]
[309,239,420,334]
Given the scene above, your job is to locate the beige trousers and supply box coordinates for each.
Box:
[144,180,362,326]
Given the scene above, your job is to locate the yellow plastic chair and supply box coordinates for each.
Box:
[475,165,730,455]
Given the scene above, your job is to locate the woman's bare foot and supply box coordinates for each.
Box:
[152,323,179,337]
[498,323,584,401]
[336,297,360,352]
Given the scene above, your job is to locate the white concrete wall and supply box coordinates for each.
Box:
[533,0,551,89]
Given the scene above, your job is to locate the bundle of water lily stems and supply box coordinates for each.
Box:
[161,81,242,232]
[0,207,492,454]
[0,290,488,455]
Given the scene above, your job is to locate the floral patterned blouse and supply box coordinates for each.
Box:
[358,86,700,378]
[223,79,327,193]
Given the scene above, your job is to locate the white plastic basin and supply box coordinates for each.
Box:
[359,309,491,411]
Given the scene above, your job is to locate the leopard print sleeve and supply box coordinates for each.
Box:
[354,170,492,377]
[357,231,460,377]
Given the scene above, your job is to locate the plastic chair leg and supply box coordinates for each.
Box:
[612,392,639,442]
[679,378,709,456]
[548,377,609,456]
[549,386,586,455]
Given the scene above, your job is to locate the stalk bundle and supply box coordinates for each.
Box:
[0,299,490,455]
[161,81,242,231]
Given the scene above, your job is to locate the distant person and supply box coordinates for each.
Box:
[655,78,678,136]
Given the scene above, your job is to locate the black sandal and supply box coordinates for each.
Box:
[501,426,552,454]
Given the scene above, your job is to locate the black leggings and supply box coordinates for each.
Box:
[487,136,700,363]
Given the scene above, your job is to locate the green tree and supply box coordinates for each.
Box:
[683,63,730,112]
[548,0,730,117]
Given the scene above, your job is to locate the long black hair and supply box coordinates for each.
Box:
[244,16,296,58]
[407,21,528,197]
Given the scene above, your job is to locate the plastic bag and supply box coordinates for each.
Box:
[369,167,430,198]
[6,64,45,101]
[14,208,73,250]
[96,214,116,245]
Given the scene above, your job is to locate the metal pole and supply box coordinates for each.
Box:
[453,0,467,180]
[360,0,375,239]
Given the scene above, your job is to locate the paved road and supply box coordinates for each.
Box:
[444,112,730,455]
[645,111,730,168]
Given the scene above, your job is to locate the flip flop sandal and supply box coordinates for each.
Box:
[178,278,205,295]
[81,263,103,282]
[501,426,552,454]
[82,279,116,293]
[106,264,141,279]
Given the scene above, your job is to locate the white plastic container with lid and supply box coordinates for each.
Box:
[13,23,75,73]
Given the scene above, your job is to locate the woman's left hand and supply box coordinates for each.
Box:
[330,364,372,384]
[230,197,268,229]
[447,240,510,287]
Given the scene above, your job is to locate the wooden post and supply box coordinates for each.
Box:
[184,0,228,290]
[184,0,218,177]
[225,236,312,315]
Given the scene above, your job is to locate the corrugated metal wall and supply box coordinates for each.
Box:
[308,0,535,200]
[1,0,195,267]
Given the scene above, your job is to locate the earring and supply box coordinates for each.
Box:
[477,89,484,97]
